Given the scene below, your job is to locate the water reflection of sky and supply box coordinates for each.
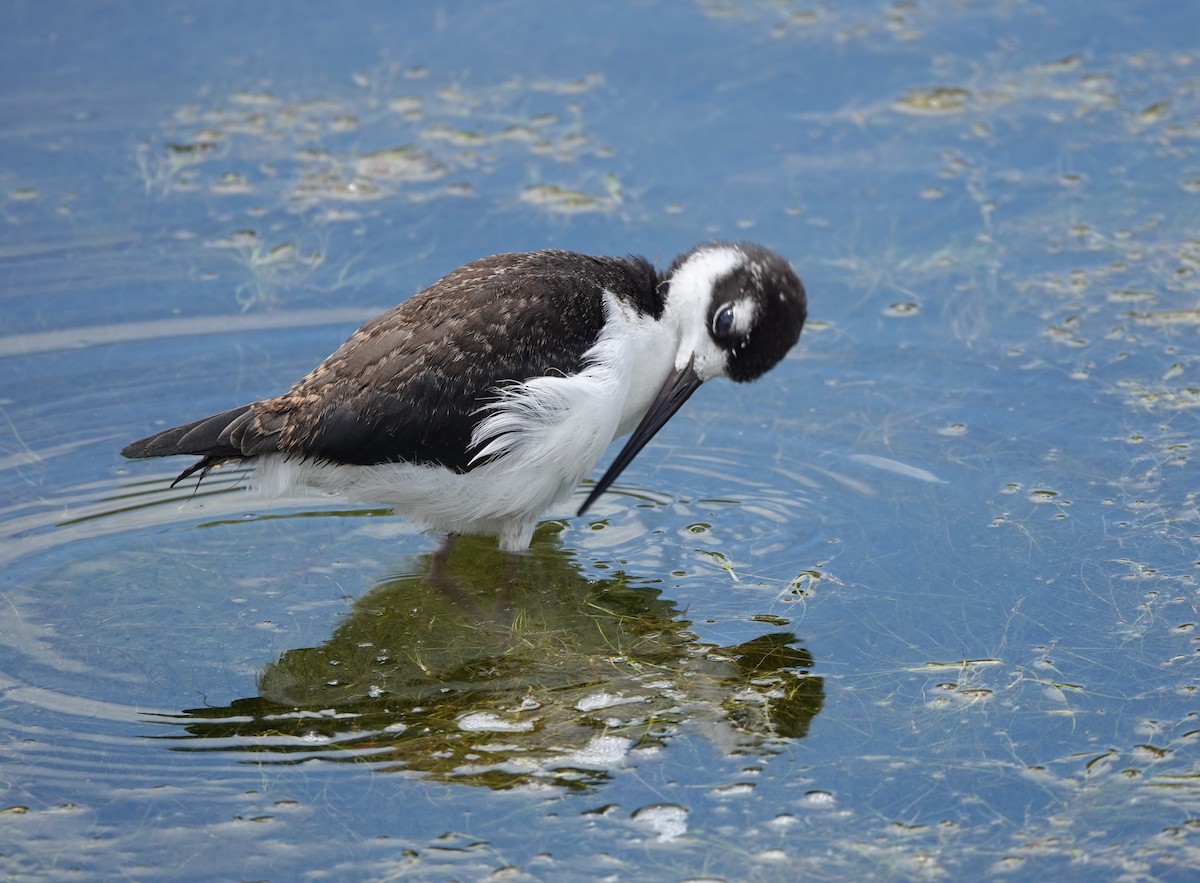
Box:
[2,1,1198,878]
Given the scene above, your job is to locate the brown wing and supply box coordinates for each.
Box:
[124,251,659,474]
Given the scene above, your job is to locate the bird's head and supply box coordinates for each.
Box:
[577,242,806,516]
[663,241,807,383]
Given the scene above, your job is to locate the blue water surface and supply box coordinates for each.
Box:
[2,1,1199,880]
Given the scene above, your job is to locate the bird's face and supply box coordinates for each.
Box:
[576,243,806,515]
[669,242,808,384]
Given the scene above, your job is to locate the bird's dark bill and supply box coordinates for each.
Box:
[577,357,704,516]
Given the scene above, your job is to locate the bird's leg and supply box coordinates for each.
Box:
[426,532,495,616]
[427,533,520,614]
[429,533,458,586]
[496,552,522,606]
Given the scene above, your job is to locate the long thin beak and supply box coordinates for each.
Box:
[577,356,704,516]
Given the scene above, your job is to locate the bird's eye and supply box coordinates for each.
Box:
[713,304,735,337]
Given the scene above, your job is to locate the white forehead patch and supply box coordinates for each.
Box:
[666,245,744,315]
[664,245,746,378]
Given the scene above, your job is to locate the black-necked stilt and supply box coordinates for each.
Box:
[122,242,807,551]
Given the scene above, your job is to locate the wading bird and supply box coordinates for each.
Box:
[123,242,807,553]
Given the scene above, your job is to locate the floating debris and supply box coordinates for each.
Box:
[631,803,688,841]
[519,183,617,214]
[894,86,971,114]
[355,146,445,182]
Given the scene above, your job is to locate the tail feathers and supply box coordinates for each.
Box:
[126,407,274,489]
[168,454,228,489]
[121,405,257,459]
[121,404,283,487]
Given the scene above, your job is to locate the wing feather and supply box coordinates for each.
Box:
[222,252,655,471]
[123,251,659,473]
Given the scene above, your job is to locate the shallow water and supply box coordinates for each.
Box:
[3,1,1199,879]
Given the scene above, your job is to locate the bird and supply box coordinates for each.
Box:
[122,241,807,553]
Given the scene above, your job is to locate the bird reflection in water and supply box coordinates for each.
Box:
[156,526,824,790]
